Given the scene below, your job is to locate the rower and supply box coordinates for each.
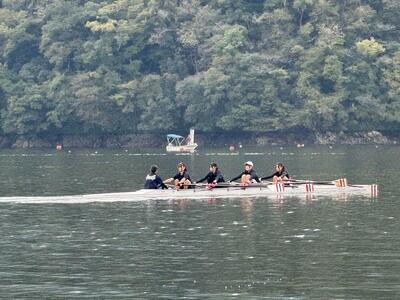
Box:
[229,161,260,186]
[196,162,225,186]
[261,162,289,183]
[164,162,192,189]
[144,165,168,189]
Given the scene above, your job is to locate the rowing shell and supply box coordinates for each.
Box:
[130,183,379,200]
[0,183,378,204]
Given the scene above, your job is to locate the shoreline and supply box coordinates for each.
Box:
[0,130,397,149]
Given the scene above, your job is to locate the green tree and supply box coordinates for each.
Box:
[0,0,399,138]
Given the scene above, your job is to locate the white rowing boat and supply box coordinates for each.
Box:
[0,182,378,204]
[130,183,379,200]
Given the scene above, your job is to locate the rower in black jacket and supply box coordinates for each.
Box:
[229,161,260,186]
[261,163,289,183]
[196,162,225,185]
[144,165,168,189]
[164,162,192,189]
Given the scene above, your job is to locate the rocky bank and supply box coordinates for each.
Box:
[0,130,398,149]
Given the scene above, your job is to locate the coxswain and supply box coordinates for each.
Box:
[229,161,260,186]
[144,165,168,189]
[196,162,225,187]
[164,162,192,189]
[261,162,289,183]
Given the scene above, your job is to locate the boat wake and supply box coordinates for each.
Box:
[0,192,154,204]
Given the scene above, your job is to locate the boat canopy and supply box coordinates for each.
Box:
[167,134,186,146]
[167,134,184,139]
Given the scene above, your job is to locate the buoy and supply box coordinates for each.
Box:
[229,145,235,152]
[56,144,62,151]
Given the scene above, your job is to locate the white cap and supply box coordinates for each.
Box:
[244,161,253,167]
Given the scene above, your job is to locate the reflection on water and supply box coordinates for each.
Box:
[168,198,191,211]
[240,198,254,216]
[0,145,399,298]
[1,196,399,299]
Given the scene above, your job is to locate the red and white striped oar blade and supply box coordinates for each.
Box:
[370,184,379,197]
[275,183,285,193]
[305,182,315,193]
[335,178,348,187]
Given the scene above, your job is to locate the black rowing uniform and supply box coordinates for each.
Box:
[261,170,289,181]
[229,169,261,183]
[173,170,192,189]
[144,173,168,189]
[173,170,191,182]
[197,168,225,184]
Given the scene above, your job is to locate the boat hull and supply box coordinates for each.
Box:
[166,143,198,153]
[130,183,378,200]
[0,184,378,204]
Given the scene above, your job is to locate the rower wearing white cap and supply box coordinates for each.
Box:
[229,161,261,186]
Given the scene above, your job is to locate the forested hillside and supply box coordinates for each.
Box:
[0,0,399,137]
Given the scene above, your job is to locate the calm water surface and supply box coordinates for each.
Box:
[0,145,399,299]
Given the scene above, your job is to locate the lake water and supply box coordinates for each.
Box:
[0,145,399,299]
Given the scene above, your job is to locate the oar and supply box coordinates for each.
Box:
[288,178,364,188]
[287,179,337,185]
[168,182,273,190]
[223,182,276,188]
[193,182,242,189]
[165,182,235,189]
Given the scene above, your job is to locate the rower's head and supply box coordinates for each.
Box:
[244,161,253,171]
[209,162,218,172]
[276,162,285,172]
[150,165,158,174]
[177,162,186,172]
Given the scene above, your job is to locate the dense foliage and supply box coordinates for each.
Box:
[0,0,399,136]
